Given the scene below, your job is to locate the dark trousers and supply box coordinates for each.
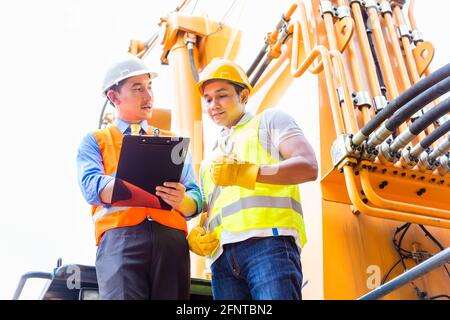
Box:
[95,219,190,300]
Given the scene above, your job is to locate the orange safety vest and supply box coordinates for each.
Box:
[91,125,188,245]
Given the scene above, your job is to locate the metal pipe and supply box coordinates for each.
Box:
[290,44,346,135]
[359,166,450,219]
[322,6,338,50]
[342,164,450,229]
[12,272,53,300]
[252,1,313,97]
[297,0,317,74]
[322,8,358,134]
[351,2,383,99]
[381,9,411,92]
[365,6,399,100]
[340,0,373,125]
[393,6,420,84]
[362,9,388,98]
[408,0,418,31]
[406,0,436,89]
[247,3,298,77]
[251,22,293,87]
[346,38,373,125]
[330,50,359,134]
[393,5,429,134]
[358,247,450,300]
[252,13,316,111]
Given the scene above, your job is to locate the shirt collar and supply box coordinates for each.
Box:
[220,112,253,135]
[114,118,149,134]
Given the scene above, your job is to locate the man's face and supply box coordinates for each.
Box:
[203,80,247,128]
[107,74,153,123]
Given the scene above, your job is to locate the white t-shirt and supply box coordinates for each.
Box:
[204,109,305,265]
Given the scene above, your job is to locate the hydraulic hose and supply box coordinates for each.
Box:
[351,62,450,146]
[247,4,297,77]
[389,96,450,151]
[416,135,450,172]
[428,134,450,160]
[384,77,450,132]
[362,9,387,98]
[247,46,268,77]
[373,77,450,151]
[410,120,450,157]
[250,55,273,87]
[187,41,199,82]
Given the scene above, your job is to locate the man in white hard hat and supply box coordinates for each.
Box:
[77,54,203,299]
[188,58,318,300]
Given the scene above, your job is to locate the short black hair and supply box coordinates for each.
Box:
[105,79,128,106]
[231,83,246,95]
[108,78,127,94]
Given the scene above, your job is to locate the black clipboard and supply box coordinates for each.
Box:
[111,135,190,210]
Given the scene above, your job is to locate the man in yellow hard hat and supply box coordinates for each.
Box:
[77,54,203,299]
[187,58,318,300]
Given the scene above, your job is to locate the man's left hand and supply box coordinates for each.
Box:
[156,182,186,210]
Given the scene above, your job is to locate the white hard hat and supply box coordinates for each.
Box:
[102,54,158,96]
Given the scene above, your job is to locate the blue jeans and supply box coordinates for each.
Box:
[211,236,303,300]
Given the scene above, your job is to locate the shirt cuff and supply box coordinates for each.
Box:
[184,189,204,220]
[97,176,115,207]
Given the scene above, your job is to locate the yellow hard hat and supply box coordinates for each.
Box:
[196,58,252,94]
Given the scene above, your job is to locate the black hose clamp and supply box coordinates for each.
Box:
[319,0,334,18]
[411,29,424,44]
[373,95,388,113]
[336,6,351,19]
[397,24,412,40]
[363,0,379,10]
[349,0,364,6]
[378,1,392,15]
[352,91,372,109]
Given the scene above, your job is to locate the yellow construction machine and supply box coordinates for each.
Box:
[14,0,449,300]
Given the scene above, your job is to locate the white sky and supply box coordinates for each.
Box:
[0,0,448,299]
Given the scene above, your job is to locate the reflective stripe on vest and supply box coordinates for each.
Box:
[208,196,303,231]
[92,206,130,223]
[201,112,307,247]
[221,196,303,217]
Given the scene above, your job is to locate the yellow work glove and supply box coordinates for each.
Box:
[210,155,259,190]
[187,213,219,256]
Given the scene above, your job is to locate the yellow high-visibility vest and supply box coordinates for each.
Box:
[201,113,307,254]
